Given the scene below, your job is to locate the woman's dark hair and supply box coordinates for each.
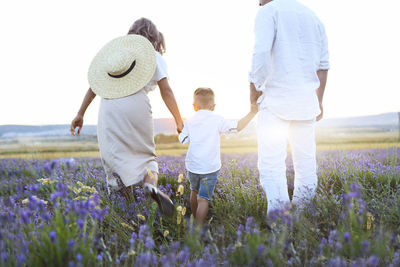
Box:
[128,18,166,55]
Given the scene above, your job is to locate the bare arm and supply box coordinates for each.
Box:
[70,88,96,136]
[157,78,184,133]
[237,104,258,132]
[316,70,328,121]
[250,82,263,105]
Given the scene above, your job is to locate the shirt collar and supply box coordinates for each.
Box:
[195,109,214,116]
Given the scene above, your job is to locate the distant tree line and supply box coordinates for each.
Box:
[154,134,179,144]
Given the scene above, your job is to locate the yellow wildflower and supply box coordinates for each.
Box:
[81,185,98,194]
[72,182,98,194]
[37,178,51,185]
[366,212,375,230]
[177,215,182,225]
[181,207,186,216]
[234,242,242,248]
[32,196,47,205]
[128,250,136,256]
[89,187,98,194]
[131,220,138,227]
[163,230,169,237]
[22,198,29,204]
[74,196,88,201]
[178,174,184,183]
[137,214,146,221]
[176,206,183,213]
[69,186,81,194]
[121,222,135,231]
[176,185,184,196]
[367,221,372,230]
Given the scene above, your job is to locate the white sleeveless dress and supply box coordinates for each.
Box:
[97,52,168,191]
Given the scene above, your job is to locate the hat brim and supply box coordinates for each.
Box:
[88,35,156,99]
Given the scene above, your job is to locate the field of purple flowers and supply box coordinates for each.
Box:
[1,148,400,266]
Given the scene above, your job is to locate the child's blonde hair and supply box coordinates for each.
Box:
[194,87,215,110]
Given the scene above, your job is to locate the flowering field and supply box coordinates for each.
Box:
[1,149,400,266]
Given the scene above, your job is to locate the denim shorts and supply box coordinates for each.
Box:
[188,170,219,201]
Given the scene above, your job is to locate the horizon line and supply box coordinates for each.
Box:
[0,111,399,127]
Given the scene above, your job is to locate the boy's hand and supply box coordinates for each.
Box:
[250,83,263,104]
[250,103,259,114]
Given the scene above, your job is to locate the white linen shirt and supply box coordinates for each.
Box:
[249,0,330,120]
[179,110,238,174]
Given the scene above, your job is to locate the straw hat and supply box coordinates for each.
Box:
[88,34,156,99]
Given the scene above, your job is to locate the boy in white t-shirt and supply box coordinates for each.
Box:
[179,87,257,225]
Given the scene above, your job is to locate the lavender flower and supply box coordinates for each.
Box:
[0,149,399,265]
[343,232,351,243]
[77,219,84,230]
[68,239,74,252]
[361,240,369,255]
[367,255,380,267]
[1,252,8,262]
[49,231,57,243]
[20,210,30,224]
[144,236,155,250]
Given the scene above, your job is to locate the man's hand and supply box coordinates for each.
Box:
[70,115,84,136]
[316,70,328,121]
[316,103,323,121]
[250,83,263,104]
[176,120,184,134]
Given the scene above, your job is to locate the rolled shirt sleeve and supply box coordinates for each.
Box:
[178,125,190,144]
[318,21,330,70]
[218,117,238,134]
[248,5,276,91]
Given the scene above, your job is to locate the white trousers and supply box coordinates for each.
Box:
[257,109,317,212]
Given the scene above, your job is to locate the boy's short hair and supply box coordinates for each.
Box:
[194,87,215,109]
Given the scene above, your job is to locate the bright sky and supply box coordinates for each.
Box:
[0,0,399,125]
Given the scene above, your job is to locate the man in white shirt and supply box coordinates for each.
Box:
[249,0,329,212]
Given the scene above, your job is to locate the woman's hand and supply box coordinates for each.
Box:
[70,114,84,136]
[71,88,96,136]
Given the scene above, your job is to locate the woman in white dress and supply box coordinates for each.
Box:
[70,18,183,216]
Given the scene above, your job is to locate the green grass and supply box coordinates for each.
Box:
[1,130,399,159]
[1,147,400,265]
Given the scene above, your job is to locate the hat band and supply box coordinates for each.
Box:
[108,60,136,79]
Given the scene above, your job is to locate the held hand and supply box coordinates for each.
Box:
[316,103,323,121]
[70,115,84,136]
[251,90,263,104]
[176,120,184,134]
[250,83,263,104]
